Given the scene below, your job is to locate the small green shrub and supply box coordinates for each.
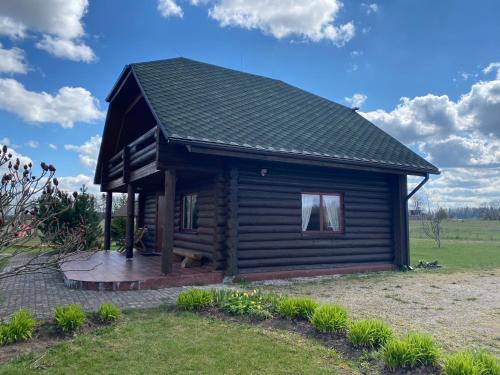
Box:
[278,296,319,320]
[97,303,121,323]
[347,319,393,348]
[0,309,36,345]
[177,289,213,311]
[443,350,500,375]
[259,292,283,315]
[54,304,86,332]
[210,289,233,308]
[310,304,348,333]
[382,332,440,370]
[221,290,274,319]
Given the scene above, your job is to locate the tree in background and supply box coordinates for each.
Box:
[0,145,89,279]
[111,194,127,243]
[38,185,102,250]
[411,193,446,248]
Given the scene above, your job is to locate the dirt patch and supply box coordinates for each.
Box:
[253,269,500,356]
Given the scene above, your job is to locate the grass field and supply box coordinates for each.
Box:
[409,219,500,272]
[0,309,350,375]
[409,219,500,241]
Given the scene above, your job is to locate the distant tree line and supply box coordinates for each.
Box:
[445,201,500,220]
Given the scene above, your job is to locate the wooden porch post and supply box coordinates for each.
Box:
[125,184,135,259]
[104,192,113,250]
[161,169,176,274]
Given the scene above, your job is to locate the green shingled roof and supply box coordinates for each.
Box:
[129,58,438,174]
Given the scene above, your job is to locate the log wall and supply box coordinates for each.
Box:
[235,164,395,274]
[142,192,157,251]
[173,175,228,268]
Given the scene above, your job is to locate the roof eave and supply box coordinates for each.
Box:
[169,138,439,176]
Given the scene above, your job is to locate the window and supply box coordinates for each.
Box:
[301,193,343,233]
[181,194,199,231]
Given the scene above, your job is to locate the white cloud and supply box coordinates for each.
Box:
[64,135,102,170]
[0,43,27,73]
[483,62,500,79]
[350,50,363,57]
[361,62,500,205]
[36,35,95,63]
[0,0,95,62]
[0,78,104,128]
[26,140,38,149]
[0,137,10,146]
[345,93,367,108]
[157,0,183,18]
[208,0,355,45]
[48,143,57,150]
[162,0,356,46]
[361,3,379,15]
[57,174,100,194]
[0,16,27,39]
[0,144,32,175]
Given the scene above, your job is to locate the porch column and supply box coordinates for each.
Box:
[161,168,176,274]
[104,192,113,250]
[125,184,135,259]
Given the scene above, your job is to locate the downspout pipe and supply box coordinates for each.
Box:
[406,173,429,202]
[403,173,429,269]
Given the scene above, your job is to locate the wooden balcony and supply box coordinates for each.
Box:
[103,126,159,190]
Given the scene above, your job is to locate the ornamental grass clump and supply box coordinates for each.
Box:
[347,319,393,349]
[0,309,36,345]
[176,289,213,311]
[278,296,319,320]
[310,304,348,333]
[97,303,121,323]
[443,350,500,375]
[54,304,86,332]
[382,332,440,371]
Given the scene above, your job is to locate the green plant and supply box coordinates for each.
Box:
[54,304,86,332]
[98,303,121,323]
[221,290,273,319]
[310,304,348,333]
[278,296,319,320]
[347,319,393,348]
[443,350,500,375]
[0,309,36,345]
[177,289,213,311]
[38,186,103,250]
[382,332,440,370]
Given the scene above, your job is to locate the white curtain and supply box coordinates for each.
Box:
[302,194,316,231]
[324,195,340,231]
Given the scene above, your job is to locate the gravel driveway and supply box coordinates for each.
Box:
[255,269,500,356]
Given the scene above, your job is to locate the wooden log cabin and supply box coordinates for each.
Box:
[95,58,439,281]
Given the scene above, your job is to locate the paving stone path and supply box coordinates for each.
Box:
[0,255,222,319]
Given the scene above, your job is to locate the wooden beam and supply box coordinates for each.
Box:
[122,146,130,183]
[226,166,239,276]
[126,184,135,259]
[104,192,113,250]
[162,169,176,273]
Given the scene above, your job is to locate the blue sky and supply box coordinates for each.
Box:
[0,0,499,206]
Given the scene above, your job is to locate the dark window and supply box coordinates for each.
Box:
[301,193,343,233]
[181,194,199,231]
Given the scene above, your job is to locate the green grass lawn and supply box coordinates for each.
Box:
[409,219,500,272]
[409,219,500,241]
[0,309,351,375]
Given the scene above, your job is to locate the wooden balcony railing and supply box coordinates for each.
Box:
[106,126,158,182]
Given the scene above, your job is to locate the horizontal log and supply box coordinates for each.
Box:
[238,253,394,268]
[239,198,300,209]
[174,233,213,245]
[344,218,392,227]
[239,207,300,216]
[238,238,393,250]
[238,247,393,259]
[239,225,304,233]
[239,232,392,242]
[239,215,301,225]
[238,180,389,194]
[238,261,393,274]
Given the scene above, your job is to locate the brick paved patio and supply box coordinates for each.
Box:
[0,255,223,319]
